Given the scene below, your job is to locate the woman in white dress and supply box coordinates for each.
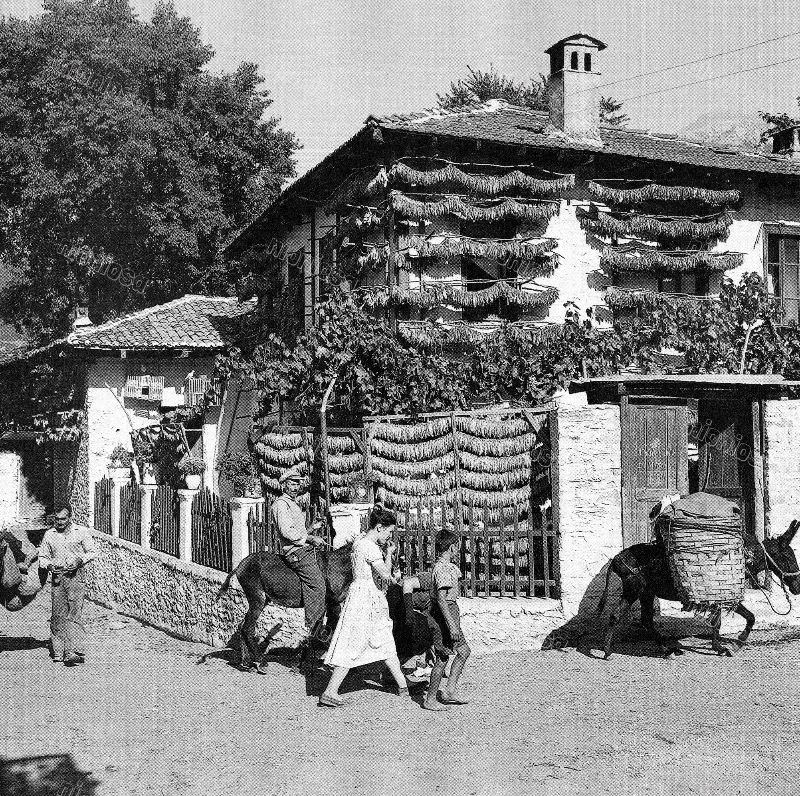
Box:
[319,506,408,707]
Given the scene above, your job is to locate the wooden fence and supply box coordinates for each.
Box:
[119,483,141,544]
[93,476,112,534]
[395,498,558,599]
[247,494,333,554]
[151,484,179,558]
[191,488,232,572]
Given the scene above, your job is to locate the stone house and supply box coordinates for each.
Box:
[226,33,800,340]
[0,294,256,527]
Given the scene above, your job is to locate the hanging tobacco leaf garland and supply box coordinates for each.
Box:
[376,487,456,509]
[389,191,558,223]
[460,468,530,491]
[258,432,304,450]
[330,470,364,487]
[389,162,575,197]
[371,417,451,443]
[603,287,713,310]
[405,234,557,272]
[370,435,453,462]
[259,460,310,479]
[326,435,358,454]
[587,181,740,208]
[324,166,389,213]
[360,282,559,310]
[255,443,308,468]
[600,247,744,273]
[352,245,412,274]
[397,320,561,348]
[455,432,535,457]
[327,452,364,473]
[373,471,458,496]
[372,452,456,479]
[454,415,532,438]
[458,450,533,473]
[577,207,733,247]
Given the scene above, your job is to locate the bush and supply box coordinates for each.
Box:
[132,437,155,462]
[178,455,205,476]
[109,444,133,468]
[218,451,260,497]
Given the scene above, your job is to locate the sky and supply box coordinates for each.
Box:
[3,0,800,178]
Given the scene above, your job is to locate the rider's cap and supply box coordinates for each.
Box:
[279,470,303,485]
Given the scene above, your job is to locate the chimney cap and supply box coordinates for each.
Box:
[545,33,607,56]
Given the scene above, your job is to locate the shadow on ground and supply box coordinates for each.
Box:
[0,754,100,796]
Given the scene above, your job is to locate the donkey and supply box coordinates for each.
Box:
[0,528,47,612]
[597,516,800,659]
[217,542,353,672]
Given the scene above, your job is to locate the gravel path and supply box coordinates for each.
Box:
[2,588,799,796]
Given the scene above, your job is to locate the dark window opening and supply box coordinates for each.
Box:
[695,269,709,295]
[570,51,579,70]
[584,53,592,71]
[658,274,682,294]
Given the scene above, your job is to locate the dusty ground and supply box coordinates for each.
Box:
[2,587,800,796]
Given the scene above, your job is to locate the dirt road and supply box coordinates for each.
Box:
[2,588,799,796]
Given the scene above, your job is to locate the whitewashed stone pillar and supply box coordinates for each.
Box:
[177,488,198,562]
[230,496,263,566]
[109,475,130,539]
[139,484,158,550]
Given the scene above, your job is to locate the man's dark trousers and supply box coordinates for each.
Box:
[51,570,85,659]
[284,547,326,630]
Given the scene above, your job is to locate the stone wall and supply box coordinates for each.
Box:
[85,531,306,648]
[764,400,800,556]
[554,391,623,617]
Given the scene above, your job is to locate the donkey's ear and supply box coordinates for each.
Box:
[784,519,799,543]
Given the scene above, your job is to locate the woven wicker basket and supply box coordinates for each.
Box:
[659,494,745,606]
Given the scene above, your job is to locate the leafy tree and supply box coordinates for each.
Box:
[0,0,298,344]
[437,65,628,127]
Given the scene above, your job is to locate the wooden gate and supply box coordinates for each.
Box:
[621,398,688,547]
[94,476,112,534]
[191,488,232,572]
[151,484,179,557]
[119,483,141,543]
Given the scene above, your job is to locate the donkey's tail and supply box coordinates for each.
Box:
[596,562,616,616]
[217,555,250,600]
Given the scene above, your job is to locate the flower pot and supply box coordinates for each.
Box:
[108,466,130,480]
[184,473,202,490]
[142,462,158,485]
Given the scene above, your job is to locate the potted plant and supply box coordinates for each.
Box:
[133,437,158,484]
[108,444,133,479]
[218,451,261,498]
[178,454,205,489]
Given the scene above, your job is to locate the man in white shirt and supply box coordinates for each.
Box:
[270,472,327,634]
[38,505,97,666]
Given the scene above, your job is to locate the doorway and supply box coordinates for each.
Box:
[621,397,757,547]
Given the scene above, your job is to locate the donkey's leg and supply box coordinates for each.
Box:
[603,582,639,660]
[640,593,683,657]
[240,584,268,673]
[709,607,733,657]
[734,602,755,647]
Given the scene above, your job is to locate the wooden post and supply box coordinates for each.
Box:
[320,374,338,511]
[109,474,130,539]
[384,202,398,335]
[139,483,157,550]
[177,487,198,562]
[450,412,462,534]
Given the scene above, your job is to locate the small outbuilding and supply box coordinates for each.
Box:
[553,374,800,615]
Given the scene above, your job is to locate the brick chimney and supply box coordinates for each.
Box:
[72,305,92,329]
[545,34,606,142]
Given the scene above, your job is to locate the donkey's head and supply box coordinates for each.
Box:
[763,520,800,595]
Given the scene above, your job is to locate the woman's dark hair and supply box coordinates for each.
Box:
[435,531,459,556]
[369,505,397,529]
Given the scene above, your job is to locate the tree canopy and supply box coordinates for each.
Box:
[436,65,628,127]
[0,0,298,343]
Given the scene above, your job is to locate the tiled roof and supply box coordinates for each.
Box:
[0,321,28,365]
[66,295,254,351]
[370,100,800,176]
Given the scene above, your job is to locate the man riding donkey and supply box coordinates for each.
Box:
[270,470,328,646]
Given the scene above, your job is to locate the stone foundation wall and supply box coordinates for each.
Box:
[554,392,623,618]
